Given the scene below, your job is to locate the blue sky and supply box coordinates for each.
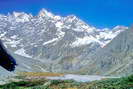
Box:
[0,0,133,28]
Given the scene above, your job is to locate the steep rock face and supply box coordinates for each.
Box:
[0,9,128,74]
[81,28,133,76]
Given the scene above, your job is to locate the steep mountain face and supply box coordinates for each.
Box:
[0,9,128,74]
[80,28,133,76]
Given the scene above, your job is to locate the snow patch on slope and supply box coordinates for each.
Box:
[55,22,63,28]
[43,38,59,46]
[4,39,21,48]
[15,48,32,58]
[71,36,103,47]
[71,27,125,48]
[0,32,6,38]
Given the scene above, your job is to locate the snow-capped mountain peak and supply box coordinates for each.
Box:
[65,15,77,22]
[38,9,54,18]
[8,12,32,22]
[0,9,130,74]
[13,12,24,17]
[0,9,128,60]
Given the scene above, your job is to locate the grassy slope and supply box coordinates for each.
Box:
[0,74,133,89]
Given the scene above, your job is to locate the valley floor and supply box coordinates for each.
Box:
[0,72,133,89]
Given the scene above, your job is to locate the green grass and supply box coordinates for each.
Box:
[84,75,133,89]
[0,75,132,89]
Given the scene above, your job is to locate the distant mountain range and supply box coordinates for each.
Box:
[0,9,131,76]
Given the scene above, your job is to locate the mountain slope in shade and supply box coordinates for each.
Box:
[79,28,133,76]
[0,9,129,75]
